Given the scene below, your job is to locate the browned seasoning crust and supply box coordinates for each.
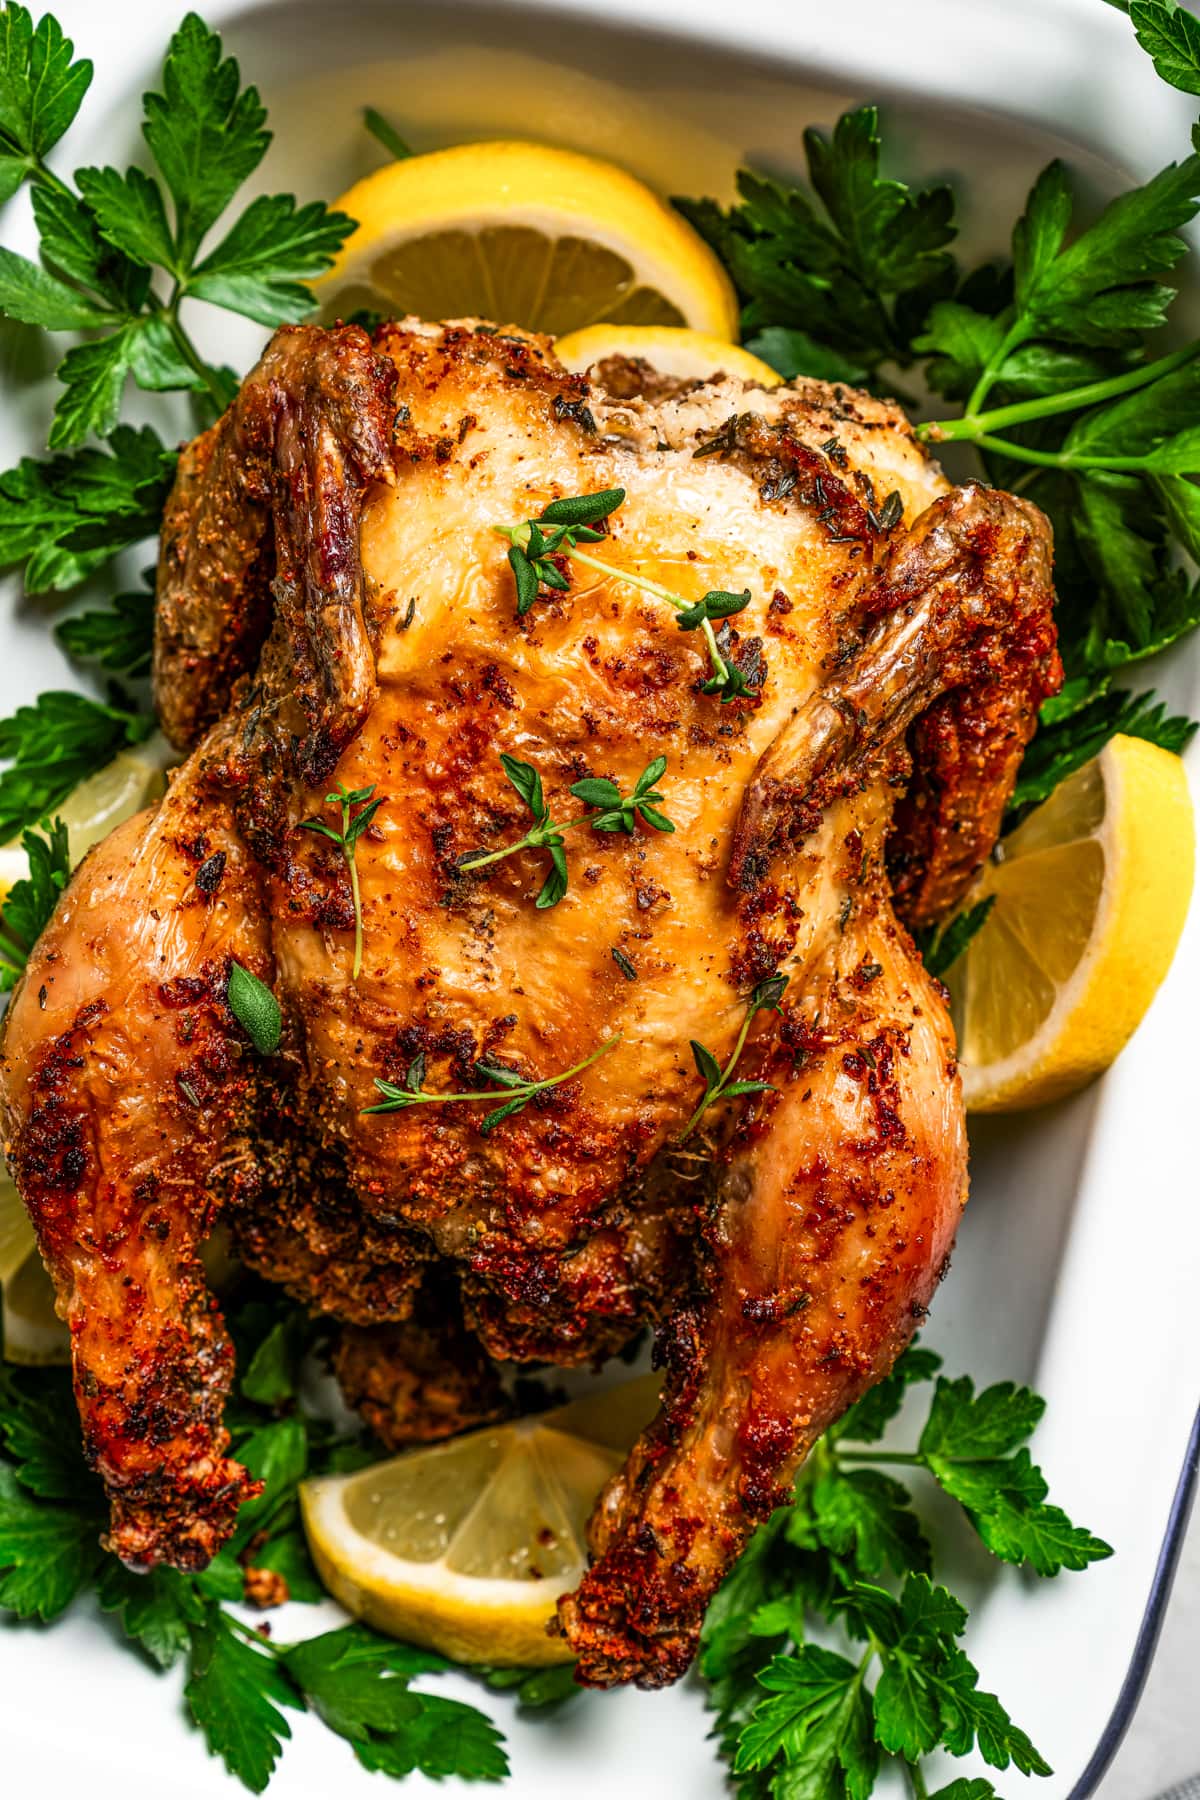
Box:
[0,318,1059,1681]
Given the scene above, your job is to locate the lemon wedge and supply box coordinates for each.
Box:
[301,1374,660,1665]
[555,323,781,388]
[321,141,738,338]
[948,734,1195,1111]
[0,1172,67,1365]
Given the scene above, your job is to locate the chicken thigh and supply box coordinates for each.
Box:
[0,319,1059,1684]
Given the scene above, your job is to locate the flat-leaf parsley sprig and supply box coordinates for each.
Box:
[299,782,384,979]
[0,9,355,446]
[703,1341,1112,1799]
[676,29,1200,881]
[494,487,759,703]
[681,973,788,1140]
[364,1033,621,1132]
[0,1296,522,1794]
[458,751,674,909]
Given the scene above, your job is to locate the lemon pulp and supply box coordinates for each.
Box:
[321,141,738,338]
[301,1375,660,1666]
[948,734,1195,1111]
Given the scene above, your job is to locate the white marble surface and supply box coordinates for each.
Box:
[1098,1515,1200,1798]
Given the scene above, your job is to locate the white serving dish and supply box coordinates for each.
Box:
[1,2,1197,1796]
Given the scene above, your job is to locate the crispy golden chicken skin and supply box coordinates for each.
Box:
[0,318,1059,1679]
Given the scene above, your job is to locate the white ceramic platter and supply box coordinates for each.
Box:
[1,2,1197,1796]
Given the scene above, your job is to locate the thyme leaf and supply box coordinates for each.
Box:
[363,1034,621,1131]
[494,488,762,703]
[298,782,383,980]
[680,974,788,1141]
[457,753,674,907]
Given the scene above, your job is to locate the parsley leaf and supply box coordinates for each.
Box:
[735,1644,879,1797]
[832,1343,943,1445]
[1011,686,1197,813]
[283,1627,509,1782]
[915,1377,1114,1576]
[188,194,357,327]
[912,899,995,981]
[0,1462,103,1620]
[186,1611,297,1794]
[0,4,91,175]
[141,11,271,266]
[676,106,956,376]
[96,1561,204,1670]
[1130,0,1200,95]
[812,1467,932,1579]
[0,247,111,327]
[0,425,176,593]
[0,688,153,841]
[0,1363,88,1498]
[0,815,68,989]
[57,577,154,677]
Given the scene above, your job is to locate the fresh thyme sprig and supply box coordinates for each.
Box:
[458,752,674,908]
[298,782,383,979]
[494,488,758,703]
[681,974,788,1141]
[363,1034,621,1132]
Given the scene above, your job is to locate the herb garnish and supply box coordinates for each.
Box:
[458,752,674,908]
[495,488,758,703]
[0,689,154,843]
[364,1034,621,1132]
[678,69,1200,790]
[0,11,354,444]
[0,816,68,989]
[227,961,282,1056]
[0,1293,532,1792]
[913,898,996,981]
[299,782,383,979]
[681,974,788,1140]
[704,1342,1111,1798]
[363,106,413,162]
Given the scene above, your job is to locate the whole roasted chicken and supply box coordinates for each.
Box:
[0,319,1058,1687]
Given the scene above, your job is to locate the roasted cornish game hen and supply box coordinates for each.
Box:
[0,320,1059,1687]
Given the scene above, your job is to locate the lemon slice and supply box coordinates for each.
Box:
[301,1374,660,1665]
[555,323,781,388]
[948,734,1195,1112]
[0,1172,67,1365]
[321,141,738,338]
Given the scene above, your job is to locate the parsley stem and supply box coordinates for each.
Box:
[222,1610,284,1657]
[905,1760,930,1800]
[924,342,1200,443]
[835,1449,924,1465]
[159,300,231,413]
[962,317,1028,419]
[25,156,75,203]
[956,433,1174,473]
